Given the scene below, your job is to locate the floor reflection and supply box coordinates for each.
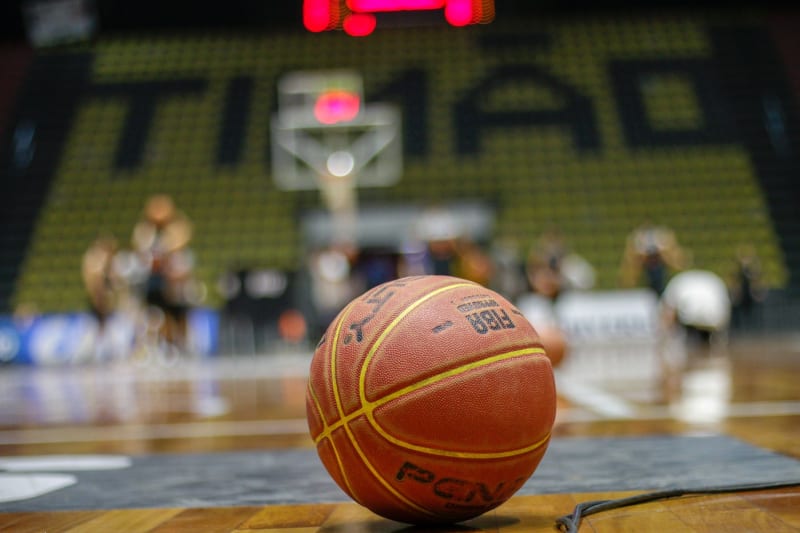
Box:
[671,354,733,425]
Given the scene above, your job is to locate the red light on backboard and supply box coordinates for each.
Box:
[304,0,331,32]
[314,90,361,124]
[444,0,472,26]
[446,0,494,25]
[343,13,377,36]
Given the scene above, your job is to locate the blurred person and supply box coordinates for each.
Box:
[131,194,199,354]
[404,205,463,277]
[488,237,528,302]
[454,236,494,287]
[526,226,567,300]
[400,205,493,286]
[82,234,120,335]
[526,226,595,301]
[620,218,686,295]
[729,243,767,331]
[217,266,307,354]
[660,268,733,417]
[660,268,731,357]
[351,247,400,290]
[82,234,151,363]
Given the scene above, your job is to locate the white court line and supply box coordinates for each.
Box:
[0,474,77,503]
[555,375,637,419]
[0,455,132,471]
[557,391,800,423]
[1,399,799,446]
[0,418,311,445]
[726,401,800,417]
[634,401,800,421]
[0,355,315,387]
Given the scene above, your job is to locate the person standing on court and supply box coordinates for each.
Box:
[131,194,197,354]
[620,218,686,295]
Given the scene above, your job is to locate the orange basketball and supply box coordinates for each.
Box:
[306,275,556,524]
[538,325,568,368]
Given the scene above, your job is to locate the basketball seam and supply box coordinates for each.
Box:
[309,298,364,500]
[307,383,357,499]
[313,281,473,444]
[314,347,550,451]
[364,349,553,459]
[350,278,476,381]
[328,292,438,519]
[357,280,551,458]
[356,281,475,401]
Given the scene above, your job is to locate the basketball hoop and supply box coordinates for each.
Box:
[271,70,402,247]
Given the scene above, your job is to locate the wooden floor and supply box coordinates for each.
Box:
[0,333,799,531]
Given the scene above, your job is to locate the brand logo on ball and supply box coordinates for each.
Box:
[456,297,516,334]
[345,278,413,344]
[396,462,527,509]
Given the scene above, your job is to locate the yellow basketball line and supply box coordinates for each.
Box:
[356,280,550,459]
[315,346,546,446]
[357,282,477,394]
[327,292,436,518]
[325,300,360,499]
[307,381,356,498]
[315,282,471,445]
[356,281,476,415]
[363,347,552,459]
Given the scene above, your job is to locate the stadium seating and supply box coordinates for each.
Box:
[6,12,794,314]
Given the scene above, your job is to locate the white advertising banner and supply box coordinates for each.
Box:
[518,289,663,383]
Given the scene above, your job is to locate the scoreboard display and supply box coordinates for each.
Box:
[304,0,495,36]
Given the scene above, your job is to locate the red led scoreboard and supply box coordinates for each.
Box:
[304,0,495,36]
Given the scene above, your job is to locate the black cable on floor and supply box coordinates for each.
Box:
[555,479,800,533]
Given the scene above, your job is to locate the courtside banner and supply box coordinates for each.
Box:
[554,289,660,341]
[0,309,218,365]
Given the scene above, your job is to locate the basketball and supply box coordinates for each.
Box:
[538,325,568,368]
[306,275,557,524]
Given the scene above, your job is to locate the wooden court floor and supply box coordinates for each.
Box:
[0,334,798,531]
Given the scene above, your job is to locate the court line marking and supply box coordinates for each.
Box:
[1,397,800,446]
[638,401,800,421]
[555,376,637,419]
[0,418,311,445]
[0,355,315,385]
[557,389,800,423]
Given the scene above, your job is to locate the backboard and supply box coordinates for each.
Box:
[270,70,402,192]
